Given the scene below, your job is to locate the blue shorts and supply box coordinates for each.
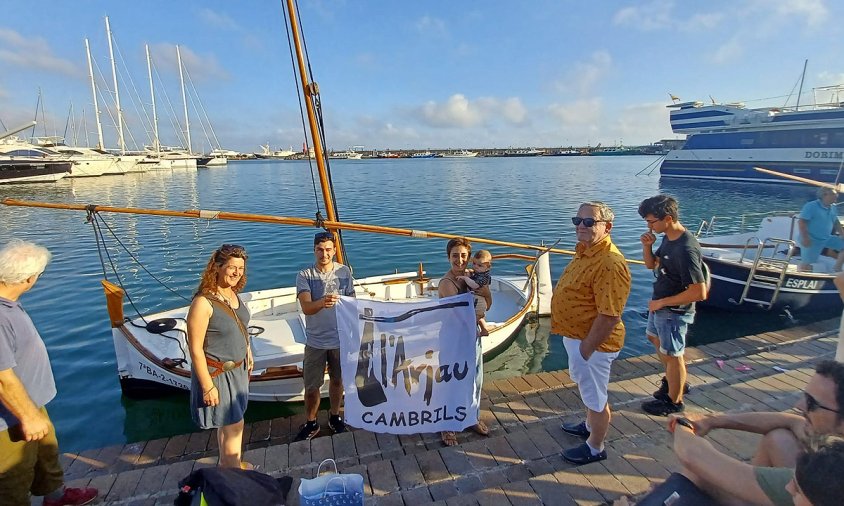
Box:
[801,235,844,264]
[646,309,695,357]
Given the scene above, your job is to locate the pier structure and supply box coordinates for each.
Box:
[43,318,840,505]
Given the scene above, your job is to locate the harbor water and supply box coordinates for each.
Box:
[0,156,836,451]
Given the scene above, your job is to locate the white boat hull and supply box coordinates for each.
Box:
[111,258,551,402]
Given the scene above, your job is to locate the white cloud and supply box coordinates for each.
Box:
[197,8,240,30]
[415,16,447,38]
[149,43,229,81]
[816,71,844,87]
[554,51,612,97]
[416,94,527,128]
[709,36,744,64]
[613,0,674,30]
[548,98,603,126]
[765,0,827,27]
[0,28,82,78]
[610,101,673,143]
[613,1,723,31]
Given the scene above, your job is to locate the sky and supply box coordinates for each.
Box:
[2,0,844,154]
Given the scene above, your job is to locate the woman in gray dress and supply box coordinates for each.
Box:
[187,244,253,468]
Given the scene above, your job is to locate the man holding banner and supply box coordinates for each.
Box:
[294,232,356,442]
[333,237,484,443]
[552,202,631,465]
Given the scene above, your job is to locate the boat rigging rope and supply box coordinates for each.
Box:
[283,0,351,268]
[634,154,665,177]
[86,208,189,361]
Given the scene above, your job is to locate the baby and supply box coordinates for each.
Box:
[459,249,493,336]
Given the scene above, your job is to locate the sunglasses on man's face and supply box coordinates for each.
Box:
[805,392,840,414]
[571,217,607,227]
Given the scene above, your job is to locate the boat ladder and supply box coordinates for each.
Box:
[737,237,796,309]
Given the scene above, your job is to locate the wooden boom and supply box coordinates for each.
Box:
[1,197,646,265]
[754,166,844,192]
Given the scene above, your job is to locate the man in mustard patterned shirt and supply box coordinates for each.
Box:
[551,201,632,465]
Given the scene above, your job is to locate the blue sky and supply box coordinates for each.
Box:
[2,1,843,153]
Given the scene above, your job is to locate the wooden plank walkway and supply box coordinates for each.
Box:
[41,317,841,505]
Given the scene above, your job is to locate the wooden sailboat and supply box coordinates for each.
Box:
[1,1,554,401]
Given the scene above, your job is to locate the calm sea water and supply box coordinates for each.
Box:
[0,156,834,451]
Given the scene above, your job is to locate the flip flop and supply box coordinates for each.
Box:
[441,431,458,447]
[471,420,489,436]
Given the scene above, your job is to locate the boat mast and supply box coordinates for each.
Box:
[105,16,126,154]
[145,44,160,156]
[176,45,192,154]
[796,59,808,111]
[84,38,105,150]
[284,0,344,262]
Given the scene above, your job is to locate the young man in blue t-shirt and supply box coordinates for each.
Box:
[294,232,355,441]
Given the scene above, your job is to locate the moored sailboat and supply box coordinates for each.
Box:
[1,1,563,402]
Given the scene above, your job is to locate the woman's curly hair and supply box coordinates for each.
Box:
[195,244,248,297]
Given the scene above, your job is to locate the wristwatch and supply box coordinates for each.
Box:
[675,417,695,432]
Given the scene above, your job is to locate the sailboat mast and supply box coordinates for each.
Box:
[105,16,126,154]
[176,45,192,154]
[84,38,105,150]
[145,44,160,155]
[284,0,344,262]
[796,59,808,111]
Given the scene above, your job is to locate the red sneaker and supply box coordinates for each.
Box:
[43,487,98,506]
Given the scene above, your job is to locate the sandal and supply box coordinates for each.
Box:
[441,431,458,447]
[471,420,489,436]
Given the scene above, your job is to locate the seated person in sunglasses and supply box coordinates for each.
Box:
[662,360,844,506]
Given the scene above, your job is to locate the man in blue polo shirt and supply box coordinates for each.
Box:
[0,240,97,506]
[798,187,844,272]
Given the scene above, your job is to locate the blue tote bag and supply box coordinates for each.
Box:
[298,459,364,506]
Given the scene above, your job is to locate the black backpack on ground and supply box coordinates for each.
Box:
[174,467,293,506]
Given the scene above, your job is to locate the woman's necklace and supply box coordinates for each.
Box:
[216,289,236,308]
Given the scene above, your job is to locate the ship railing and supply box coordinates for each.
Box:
[695,211,798,238]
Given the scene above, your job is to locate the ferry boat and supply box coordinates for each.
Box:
[660,85,844,184]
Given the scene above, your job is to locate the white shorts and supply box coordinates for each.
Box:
[563,336,619,412]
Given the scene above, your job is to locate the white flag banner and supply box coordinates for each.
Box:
[335,292,481,434]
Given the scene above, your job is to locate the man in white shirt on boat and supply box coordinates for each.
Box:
[294,231,356,441]
[797,187,844,272]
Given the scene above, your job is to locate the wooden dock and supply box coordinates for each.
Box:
[42,317,841,505]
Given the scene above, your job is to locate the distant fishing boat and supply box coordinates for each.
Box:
[410,151,440,158]
[500,148,543,157]
[328,149,363,160]
[441,149,478,158]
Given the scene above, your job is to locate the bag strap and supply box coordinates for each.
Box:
[205,294,250,350]
[316,458,338,476]
[322,476,347,495]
